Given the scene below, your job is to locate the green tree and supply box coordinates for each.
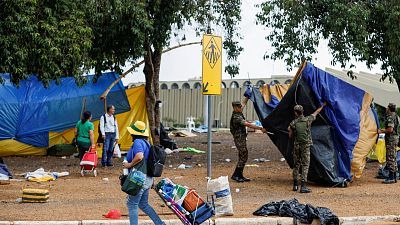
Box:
[256,1,400,90]
[0,0,243,141]
[0,0,93,86]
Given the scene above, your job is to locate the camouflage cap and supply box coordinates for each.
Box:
[388,103,396,108]
[232,101,242,107]
[294,105,304,112]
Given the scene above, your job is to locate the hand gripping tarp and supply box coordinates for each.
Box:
[0,72,130,147]
[247,62,378,185]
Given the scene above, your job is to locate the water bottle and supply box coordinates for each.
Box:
[123,157,129,175]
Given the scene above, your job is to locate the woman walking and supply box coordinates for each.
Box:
[74,111,95,161]
[123,121,165,225]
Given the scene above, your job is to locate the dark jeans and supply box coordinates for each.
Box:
[102,132,116,166]
[78,145,90,161]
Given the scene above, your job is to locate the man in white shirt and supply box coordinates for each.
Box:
[100,105,119,167]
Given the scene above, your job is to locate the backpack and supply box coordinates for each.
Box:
[295,117,311,144]
[96,114,116,143]
[147,144,167,177]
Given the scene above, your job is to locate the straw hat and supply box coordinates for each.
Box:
[127,121,149,137]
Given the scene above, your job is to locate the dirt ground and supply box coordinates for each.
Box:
[1,131,398,221]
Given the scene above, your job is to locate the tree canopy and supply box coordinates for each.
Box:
[257,0,400,90]
[0,0,242,86]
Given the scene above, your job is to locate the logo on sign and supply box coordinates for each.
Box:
[203,37,221,69]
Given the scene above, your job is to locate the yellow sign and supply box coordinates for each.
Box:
[202,34,222,95]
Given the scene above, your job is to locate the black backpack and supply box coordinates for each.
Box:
[147,145,166,177]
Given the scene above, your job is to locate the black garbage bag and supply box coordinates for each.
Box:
[253,199,339,225]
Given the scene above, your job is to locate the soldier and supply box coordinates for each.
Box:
[288,103,325,193]
[230,99,266,183]
[378,103,399,184]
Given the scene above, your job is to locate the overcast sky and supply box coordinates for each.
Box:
[121,0,383,86]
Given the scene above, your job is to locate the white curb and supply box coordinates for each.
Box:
[81,220,129,225]
[215,217,278,225]
[3,215,400,225]
[340,216,400,225]
[13,222,80,225]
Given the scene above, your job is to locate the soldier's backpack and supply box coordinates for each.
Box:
[147,144,167,177]
[295,117,311,144]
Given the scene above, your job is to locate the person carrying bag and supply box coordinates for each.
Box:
[122,121,165,225]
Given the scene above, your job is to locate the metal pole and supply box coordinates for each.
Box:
[207,95,212,178]
[204,96,208,126]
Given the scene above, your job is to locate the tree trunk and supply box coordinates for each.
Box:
[143,42,162,144]
[395,76,400,94]
[153,48,162,141]
[143,42,157,142]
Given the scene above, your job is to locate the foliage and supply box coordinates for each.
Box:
[256,1,400,87]
[85,0,149,79]
[194,116,204,127]
[0,0,92,86]
[0,0,243,86]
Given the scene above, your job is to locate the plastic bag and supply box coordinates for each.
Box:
[253,198,339,225]
[207,176,234,216]
[113,144,121,158]
[375,139,386,164]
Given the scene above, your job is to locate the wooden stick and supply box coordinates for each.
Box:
[99,41,201,100]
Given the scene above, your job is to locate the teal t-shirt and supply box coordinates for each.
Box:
[76,120,94,147]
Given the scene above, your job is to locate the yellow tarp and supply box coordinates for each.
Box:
[259,84,290,103]
[350,93,379,178]
[0,86,149,156]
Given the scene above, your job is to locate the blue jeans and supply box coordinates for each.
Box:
[102,132,116,165]
[127,177,164,225]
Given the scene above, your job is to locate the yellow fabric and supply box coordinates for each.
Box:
[28,176,55,182]
[375,139,386,163]
[351,93,379,178]
[0,86,149,156]
[369,139,400,164]
[259,84,290,103]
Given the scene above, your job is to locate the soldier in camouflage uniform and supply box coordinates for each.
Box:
[379,103,399,184]
[288,103,325,193]
[230,100,266,183]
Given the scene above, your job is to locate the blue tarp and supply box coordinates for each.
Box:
[247,62,378,185]
[0,72,130,147]
[300,63,366,179]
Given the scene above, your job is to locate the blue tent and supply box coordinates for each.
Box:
[247,62,379,185]
[0,72,130,147]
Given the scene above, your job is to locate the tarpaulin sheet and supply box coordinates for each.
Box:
[0,86,149,156]
[0,72,130,147]
[247,62,378,185]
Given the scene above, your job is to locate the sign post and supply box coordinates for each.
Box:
[202,34,222,179]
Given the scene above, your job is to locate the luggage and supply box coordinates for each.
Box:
[188,202,215,225]
[156,178,214,225]
[147,145,166,177]
[80,146,98,177]
[183,189,205,213]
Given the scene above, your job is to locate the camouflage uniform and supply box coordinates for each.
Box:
[384,112,399,173]
[289,114,316,182]
[230,111,248,168]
